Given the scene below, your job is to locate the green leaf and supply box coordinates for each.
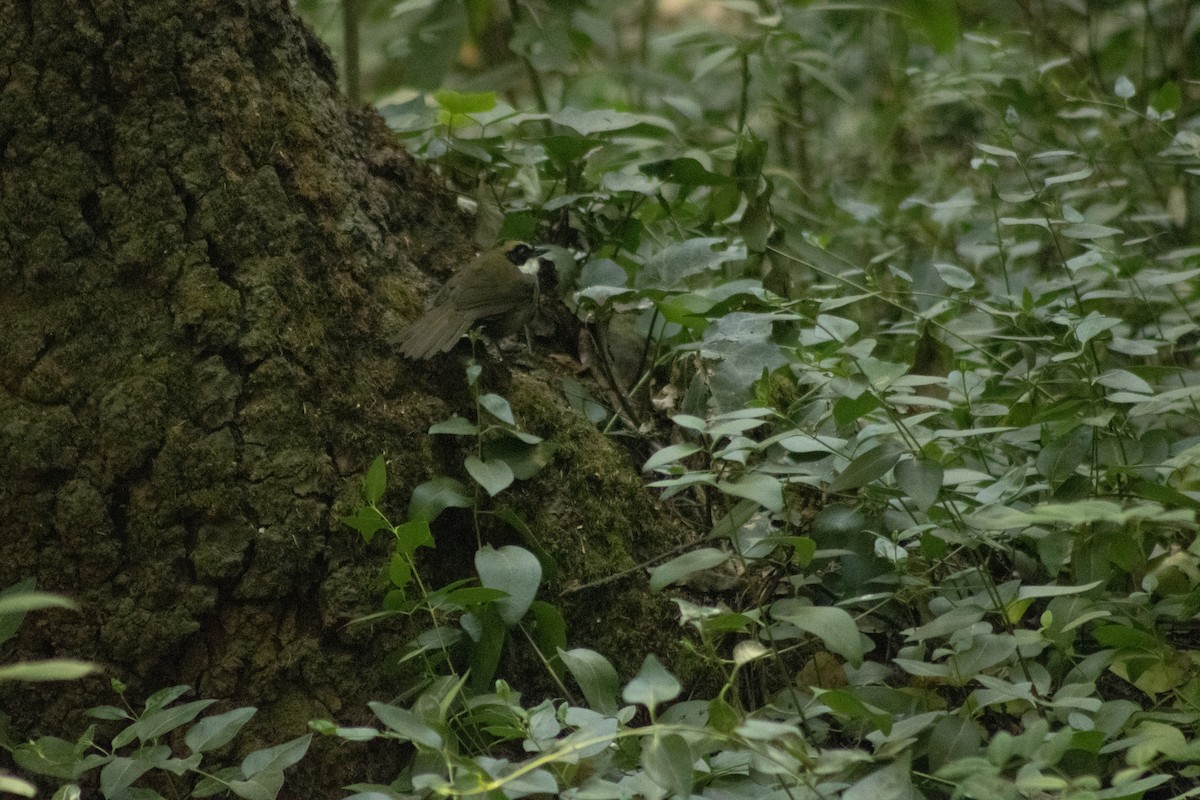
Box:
[559,648,619,715]
[367,703,442,748]
[934,262,975,290]
[1150,81,1181,114]
[342,505,389,543]
[640,157,733,187]
[475,545,541,625]
[466,604,507,693]
[529,601,568,664]
[641,733,693,797]
[636,238,741,290]
[895,457,943,512]
[843,754,915,800]
[770,600,865,666]
[481,434,553,481]
[926,715,983,770]
[394,519,434,557]
[642,443,702,473]
[429,416,479,435]
[1036,426,1092,486]
[0,774,35,797]
[904,0,960,52]
[549,107,673,135]
[478,393,515,424]
[648,548,730,592]
[817,689,893,735]
[829,445,903,492]
[464,455,514,496]
[0,660,99,682]
[129,699,217,744]
[408,477,473,522]
[622,655,681,713]
[228,770,284,800]
[363,455,386,504]
[0,578,37,647]
[716,472,783,511]
[433,89,496,115]
[240,734,311,780]
[99,754,158,798]
[0,589,77,618]
[185,707,257,754]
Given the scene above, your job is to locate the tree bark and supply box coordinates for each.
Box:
[0,1,688,794]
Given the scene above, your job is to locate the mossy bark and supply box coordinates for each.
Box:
[0,1,692,794]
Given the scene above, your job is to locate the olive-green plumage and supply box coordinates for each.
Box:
[396,241,545,360]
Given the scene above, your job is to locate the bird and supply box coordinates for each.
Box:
[395,241,548,360]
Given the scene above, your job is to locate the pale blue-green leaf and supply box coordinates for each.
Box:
[130,700,216,744]
[228,770,284,800]
[974,499,1193,529]
[475,545,541,625]
[558,648,618,714]
[464,456,514,497]
[895,458,943,512]
[716,473,783,511]
[671,414,707,432]
[843,753,914,800]
[1074,313,1118,344]
[641,734,693,797]
[99,755,158,797]
[892,658,952,678]
[904,606,986,642]
[948,634,1018,679]
[622,655,681,711]
[478,393,515,424]
[770,600,865,666]
[975,143,1018,159]
[636,238,741,290]
[1044,167,1093,186]
[1036,426,1091,485]
[999,216,1050,230]
[934,262,975,290]
[1096,369,1154,395]
[642,443,702,473]
[368,703,441,748]
[0,591,78,616]
[1114,75,1135,99]
[240,734,310,777]
[428,416,478,435]
[185,707,257,753]
[648,548,730,592]
[408,476,472,522]
[1061,223,1122,239]
[550,107,674,135]
[0,774,35,797]
[815,314,858,343]
[926,716,982,771]
[1017,580,1103,599]
[0,660,99,682]
[829,445,903,492]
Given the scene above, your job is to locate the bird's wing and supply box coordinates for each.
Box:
[396,303,474,359]
[448,268,537,319]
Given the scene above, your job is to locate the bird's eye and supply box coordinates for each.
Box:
[507,243,534,264]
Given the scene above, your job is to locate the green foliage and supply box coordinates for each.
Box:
[0,582,100,798]
[13,683,307,800]
[308,0,1200,797]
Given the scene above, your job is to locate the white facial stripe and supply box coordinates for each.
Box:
[518,257,542,275]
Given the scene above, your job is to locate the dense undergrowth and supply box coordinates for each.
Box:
[8,1,1200,798]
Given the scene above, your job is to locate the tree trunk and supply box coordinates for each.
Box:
[0,0,688,794]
